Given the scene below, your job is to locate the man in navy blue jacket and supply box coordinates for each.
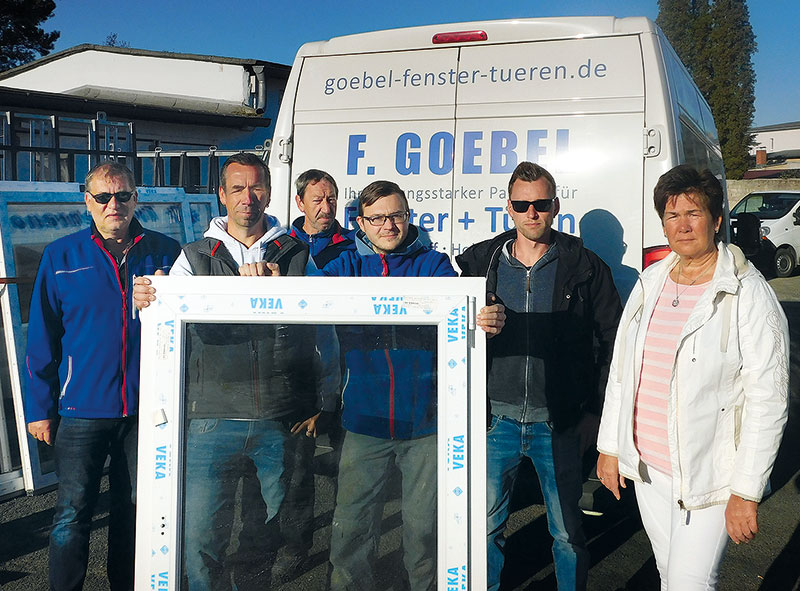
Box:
[25,162,180,591]
[288,168,355,269]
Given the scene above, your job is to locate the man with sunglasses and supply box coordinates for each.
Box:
[319,180,456,590]
[25,161,181,590]
[457,161,621,591]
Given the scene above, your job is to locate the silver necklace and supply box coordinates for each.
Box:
[672,260,713,307]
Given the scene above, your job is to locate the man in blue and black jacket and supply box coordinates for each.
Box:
[320,180,455,591]
[25,161,181,591]
[289,168,355,269]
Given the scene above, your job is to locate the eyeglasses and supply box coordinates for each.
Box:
[509,199,554,213]
[87,190,135,204]
[362,211,410,227]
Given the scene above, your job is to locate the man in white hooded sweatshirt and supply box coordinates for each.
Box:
[137,152,337,587]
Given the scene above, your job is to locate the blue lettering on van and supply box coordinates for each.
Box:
[250,298,283,310]
[347,134,366,175]
[490,131,518,173]
[396,133,421,175]
[463,131,483,173]
[528,130,548,162]
[429,131,454,175]
[324,61,606,98]
[485,206,575,234]
[347,129,569,176]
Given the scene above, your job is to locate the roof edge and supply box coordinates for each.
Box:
[0,44,289,82]
[751,121,800,133]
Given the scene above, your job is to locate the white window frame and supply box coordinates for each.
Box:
[135,275,487,590]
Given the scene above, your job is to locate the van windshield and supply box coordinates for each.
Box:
[731,193,800,220]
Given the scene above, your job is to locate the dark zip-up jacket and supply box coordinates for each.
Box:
[180,232,331,420]
[457,229,622,431]
[25,219,180,421]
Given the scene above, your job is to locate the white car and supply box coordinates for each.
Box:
[731,191,800,277]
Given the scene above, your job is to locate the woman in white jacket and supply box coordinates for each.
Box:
[596,165,789,590]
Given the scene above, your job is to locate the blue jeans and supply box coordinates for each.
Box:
[182,418,291,588]
[486,416,588,591]
[50,416,138,591]
[330,431,437,591]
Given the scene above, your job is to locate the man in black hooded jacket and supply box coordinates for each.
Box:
[457,161,621,591]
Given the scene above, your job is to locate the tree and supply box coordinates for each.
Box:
[105,32,130,49]
[708,0,756,178]
[657,0,757,179]
[0,0,60,72]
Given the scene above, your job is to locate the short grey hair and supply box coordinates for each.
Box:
[295,169,338,200]
[85,161,136,193]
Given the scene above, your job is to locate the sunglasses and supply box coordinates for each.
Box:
[509,199,554,213]
[87,190,135,204]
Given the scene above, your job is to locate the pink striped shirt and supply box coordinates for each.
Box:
[634,276,710,475]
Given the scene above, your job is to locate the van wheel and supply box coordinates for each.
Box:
[775,247,797,277]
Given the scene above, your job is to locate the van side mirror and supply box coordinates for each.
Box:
[794,209,800,225]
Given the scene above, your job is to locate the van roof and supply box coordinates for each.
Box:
[297,16,657,57]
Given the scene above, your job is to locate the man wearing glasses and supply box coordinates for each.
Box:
[25,161,181,590]
[319,180,454,590]
[457,161,621,591]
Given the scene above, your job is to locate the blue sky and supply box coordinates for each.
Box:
[47,0,798,127]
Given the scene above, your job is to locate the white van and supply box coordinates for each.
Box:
[731,191,800,277]
[268,16,726,295]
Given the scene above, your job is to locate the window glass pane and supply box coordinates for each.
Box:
[132,204,187,244]
[189,203,213,239]
[58,119,91,150]
[679,120,713,172]
[180,321,438,589]
[7,202,189,324]
[7,203,91,324]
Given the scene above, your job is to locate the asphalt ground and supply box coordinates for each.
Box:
[1,274,798,591]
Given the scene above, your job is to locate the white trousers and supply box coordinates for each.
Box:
[634,465,730,591]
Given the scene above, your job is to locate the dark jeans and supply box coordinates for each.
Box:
[183,418,297,588]
[50,416,138,591]
[486,416,588,591]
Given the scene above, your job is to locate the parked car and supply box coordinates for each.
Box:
[731,191,800,277]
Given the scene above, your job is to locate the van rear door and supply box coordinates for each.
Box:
[451,35,646,267]
[284,30,647,275]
